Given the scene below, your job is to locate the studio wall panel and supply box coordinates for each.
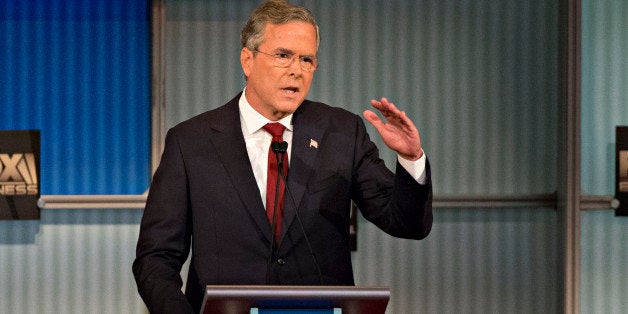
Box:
[0,210,145,313]
[581,0,628,195]
[580,0,628,312]
[580,211,628,314]
[0,0,151,195]
[353,208,559,314]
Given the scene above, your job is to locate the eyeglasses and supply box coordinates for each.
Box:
[253,50,318,72]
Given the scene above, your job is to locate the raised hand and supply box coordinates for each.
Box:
[363,97,423,161]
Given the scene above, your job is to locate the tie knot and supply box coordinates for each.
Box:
[263,123,286,140]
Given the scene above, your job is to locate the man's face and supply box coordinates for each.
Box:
[241,21,318,121]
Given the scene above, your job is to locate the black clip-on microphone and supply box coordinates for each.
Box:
[264,141,323,285]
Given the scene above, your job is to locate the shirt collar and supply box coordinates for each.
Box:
[238,87,293,136]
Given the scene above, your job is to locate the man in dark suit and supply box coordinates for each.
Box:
[132,1,432,313]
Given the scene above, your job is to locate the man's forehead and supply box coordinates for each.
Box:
[260,22,317,51]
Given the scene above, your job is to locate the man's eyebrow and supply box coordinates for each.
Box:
[272,47,316,58]
[273,47,294,54]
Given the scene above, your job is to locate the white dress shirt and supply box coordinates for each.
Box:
[238,90,427,208]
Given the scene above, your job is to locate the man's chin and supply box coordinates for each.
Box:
[275,99,303,113]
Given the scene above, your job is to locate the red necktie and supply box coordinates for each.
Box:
[262,123,288,242]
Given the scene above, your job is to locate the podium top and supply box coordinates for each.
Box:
[201,285,390,314]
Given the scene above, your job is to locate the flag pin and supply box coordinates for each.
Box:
[309,139,318,148]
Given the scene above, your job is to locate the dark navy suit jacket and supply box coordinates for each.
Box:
[132,93,433,313]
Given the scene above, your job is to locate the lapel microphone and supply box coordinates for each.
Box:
[271,141,288,154]
[266,141,323,285]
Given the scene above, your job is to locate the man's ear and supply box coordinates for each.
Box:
[241,47,253,78]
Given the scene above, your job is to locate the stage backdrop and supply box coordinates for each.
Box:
[0,0,151,195]
[1,0,626,313]
[0,1,150,313]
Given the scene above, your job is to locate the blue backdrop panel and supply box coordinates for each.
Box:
[0,0,150,194]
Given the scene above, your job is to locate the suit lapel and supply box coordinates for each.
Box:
[207,96,273,243]
[281,101,328,241]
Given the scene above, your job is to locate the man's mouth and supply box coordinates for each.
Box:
[281,86,299,94]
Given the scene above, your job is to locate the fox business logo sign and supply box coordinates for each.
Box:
[0,153,39,196]
[0,130,40,220]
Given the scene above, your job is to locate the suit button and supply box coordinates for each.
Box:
[277,258,286,265]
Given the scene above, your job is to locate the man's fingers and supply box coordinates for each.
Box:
[372,98,404,119]
[363,110,384,129]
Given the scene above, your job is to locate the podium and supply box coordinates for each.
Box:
[200,285,390,314]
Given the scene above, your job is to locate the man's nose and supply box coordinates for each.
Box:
[287,56,302,76]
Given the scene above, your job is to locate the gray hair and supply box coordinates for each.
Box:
[241,0,320,51]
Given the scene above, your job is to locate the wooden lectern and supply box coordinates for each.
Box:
[200,285,390,314]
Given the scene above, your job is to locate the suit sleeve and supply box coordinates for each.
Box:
[351,117,433,239]
[132,129,195,314]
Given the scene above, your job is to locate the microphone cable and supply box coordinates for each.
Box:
[265,142,284,284]
[272,141,323,285]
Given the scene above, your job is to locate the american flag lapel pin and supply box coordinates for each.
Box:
[309,139,318,148]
